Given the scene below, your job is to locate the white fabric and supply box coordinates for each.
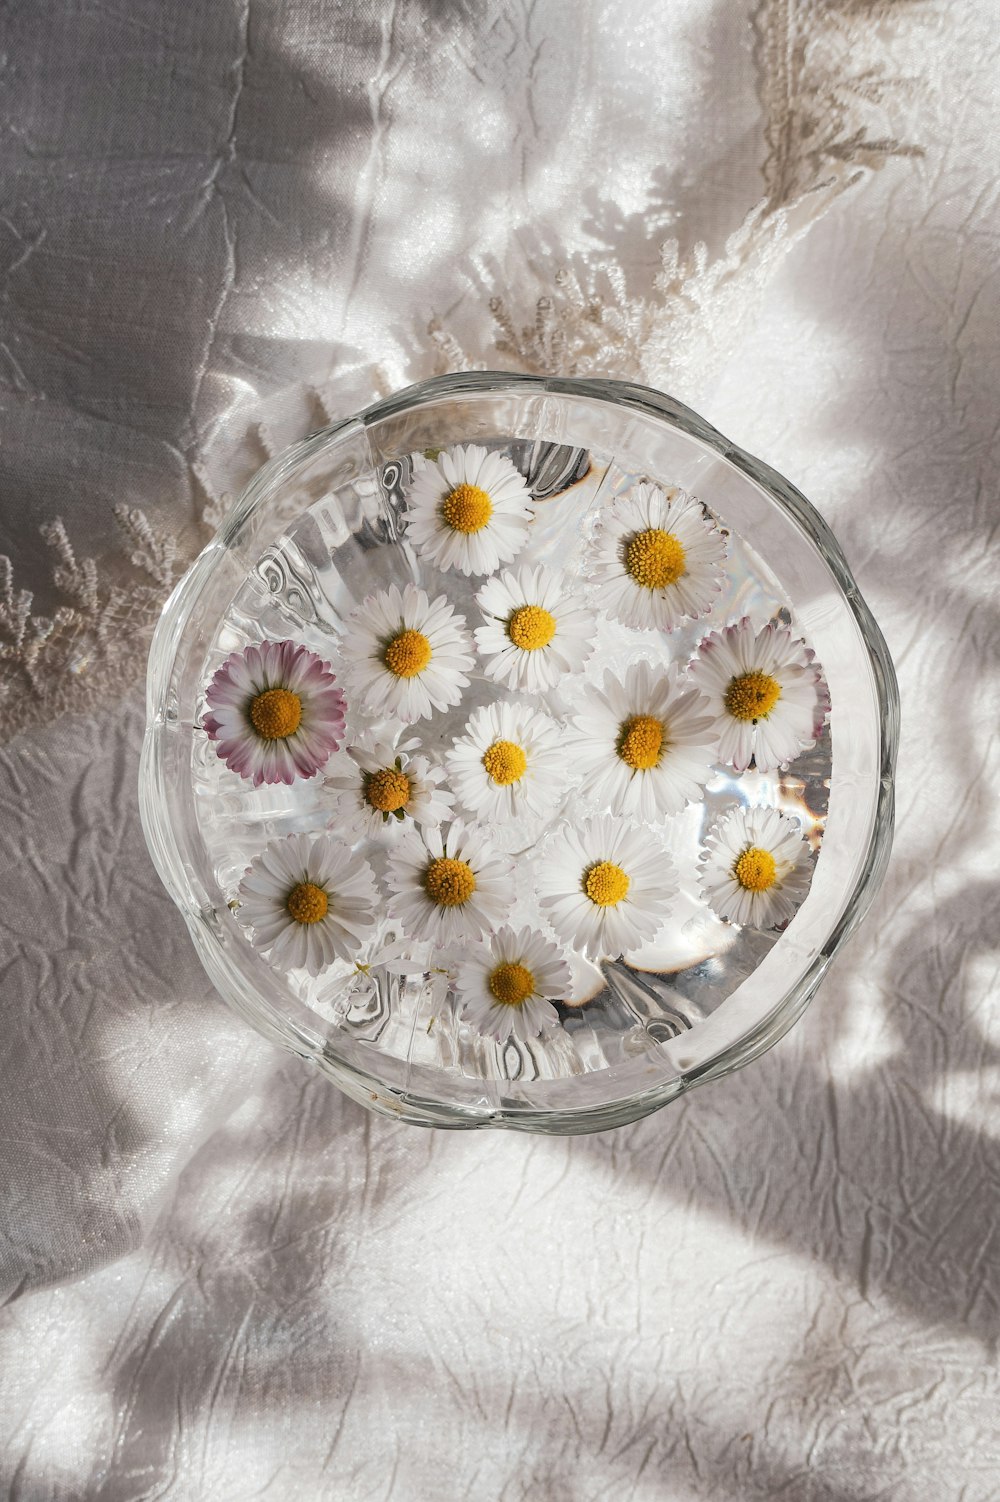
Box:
[3,1,999,1497]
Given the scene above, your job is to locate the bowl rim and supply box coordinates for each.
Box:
[140,371,899,1133]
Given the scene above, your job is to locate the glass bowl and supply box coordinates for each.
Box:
[139,373,898,1134]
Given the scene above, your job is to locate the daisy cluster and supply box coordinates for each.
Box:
[202,443,829,1047]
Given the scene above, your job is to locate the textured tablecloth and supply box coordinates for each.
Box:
[2,2,999,1498]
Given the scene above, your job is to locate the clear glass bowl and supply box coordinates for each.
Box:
[139,373,898,1134]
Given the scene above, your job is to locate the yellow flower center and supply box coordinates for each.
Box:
[383,628,432,679]
[583,860,631,907]
[617,714,665,770]
[488,961,536,1007]
[724,670,782,722]
[440,482,493,534]
[733,846,777,892]
[249,687,302,740]
[482,739,527,786]
[424,856,477,907]
[623,528,686,589]
[507,604,557,651]
[286,881,329,924]
[365,767,411,813]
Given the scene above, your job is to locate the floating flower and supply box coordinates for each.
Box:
[688,617,829,772]
[455,926,571,1043]
[699,805,813,928]
[587,483,727,632]
[569,659,718,821]
[339,582,474,723]
[202,640,346,786]
[236,832,379,976]
[385,819,516,946]
[445,700,566,823]
[536,814,677,962]
[404,442,534,576]
[325,730,454,841]
[474,563,597,693]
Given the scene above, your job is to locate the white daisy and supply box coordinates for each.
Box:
[403,442,534,576]
[569,659,718,821]
[699,805,813,928]
[325,730,454,841]
[587,482,727,632]
[455,926,571,1043]
[474,563,597,694]
[536,813,677,962]
[339,582,474,723]
[688,617,830,773]
[385,819,516,947]
[236,832,379,977]
[445,700,566,823]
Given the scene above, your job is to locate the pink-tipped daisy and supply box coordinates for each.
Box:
[688,617,830,773]
[202,640,346,787]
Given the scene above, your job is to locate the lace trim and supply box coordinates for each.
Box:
[1,459,244,740]
[432,0,926,390]
[0,0,926,746]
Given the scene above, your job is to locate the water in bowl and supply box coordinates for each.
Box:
[191,436,829,1095]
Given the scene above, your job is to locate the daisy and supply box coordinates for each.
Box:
[536,813,677,962]
[688,617,830,773]
[403,442,534,576]
[455,926,571,1043]
[699,805,813,928]
[325,730,454,841]
[236,832,379,976]
[587,482,727,632]
[475,563,597,694]
[569,659,718,821]
[202,639,346,786]
[445,700,566,823]
[385,819,516,947]
[339,582,474,723]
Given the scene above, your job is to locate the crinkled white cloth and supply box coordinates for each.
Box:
[2,2,999,1498]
